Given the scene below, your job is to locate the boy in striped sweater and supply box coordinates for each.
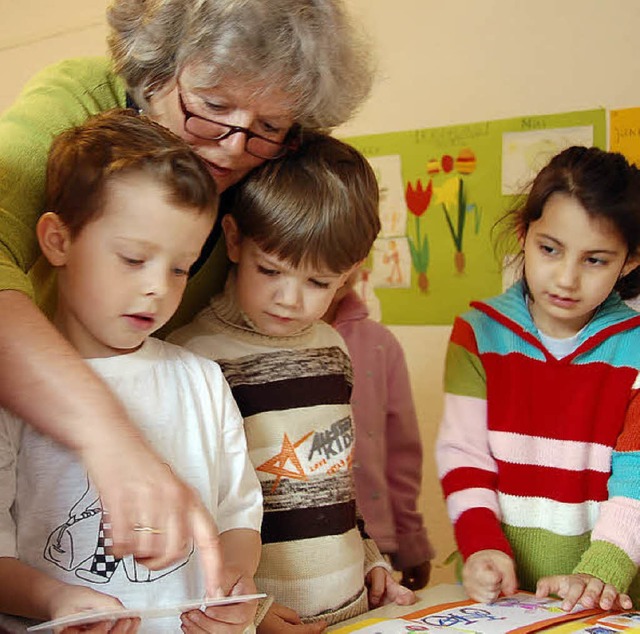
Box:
[170,132,416,632]
[436,146,640,610]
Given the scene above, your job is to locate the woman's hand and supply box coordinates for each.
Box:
[82,439,224,597]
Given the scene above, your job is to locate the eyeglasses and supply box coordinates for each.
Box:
[178,92,297,160]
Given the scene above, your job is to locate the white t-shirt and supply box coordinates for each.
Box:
[538,329,582,359]
[0,338,262,633]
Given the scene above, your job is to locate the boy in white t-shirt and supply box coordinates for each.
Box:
[0,110,263,633]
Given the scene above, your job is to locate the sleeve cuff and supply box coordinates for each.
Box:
[574,540,637,592]
[254,595,274,627]
[456,508,513,561]
[363,538,392,576]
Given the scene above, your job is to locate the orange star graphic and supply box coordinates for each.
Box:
[256,431,314,493]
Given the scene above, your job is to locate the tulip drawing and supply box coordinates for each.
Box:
[405,178,432,292]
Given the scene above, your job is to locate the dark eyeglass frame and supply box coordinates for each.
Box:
[178,91,299,160]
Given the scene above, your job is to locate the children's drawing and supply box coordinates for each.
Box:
[431,149,481,275]
[367,154,408,238]
[405,178,432,291]
[501,126,594,195]
[441,155,454,173]
[353,266,382,322]
[344,109,605,325]
[427,157,441,175]
[437,181,477,274]
[455,148,477,174]
[371,237,411,289]
[384,240,404,285]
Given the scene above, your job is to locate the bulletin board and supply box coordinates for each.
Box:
[344,109,606,325]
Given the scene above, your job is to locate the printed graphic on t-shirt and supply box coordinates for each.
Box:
[44,478,191,584]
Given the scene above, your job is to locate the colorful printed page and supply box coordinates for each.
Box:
[332,593,606,634]
[546,610,640,634]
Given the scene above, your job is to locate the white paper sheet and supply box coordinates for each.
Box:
[27,592,267,632]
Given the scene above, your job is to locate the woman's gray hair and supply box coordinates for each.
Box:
[107,0,375,129]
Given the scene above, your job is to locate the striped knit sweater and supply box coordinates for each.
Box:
[576,384,640,597]
[169,280,385,625]
[436,280,640,599]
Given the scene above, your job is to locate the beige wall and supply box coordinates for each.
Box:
[4,0,640,587]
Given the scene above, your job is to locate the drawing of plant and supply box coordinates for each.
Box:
[438,148,481,274]
[441,177,468,273]
[404,178,432,292]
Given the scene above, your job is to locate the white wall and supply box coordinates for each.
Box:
[338,0,640,136]
[4,0,640,586]
[0,0,107,108]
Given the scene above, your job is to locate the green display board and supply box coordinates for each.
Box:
[343,109,606,325]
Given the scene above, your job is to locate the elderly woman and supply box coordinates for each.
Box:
[0,0,373,628]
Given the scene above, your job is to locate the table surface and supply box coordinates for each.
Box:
[328,583,468,630]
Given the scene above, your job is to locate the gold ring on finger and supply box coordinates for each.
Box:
[133,523,163,535]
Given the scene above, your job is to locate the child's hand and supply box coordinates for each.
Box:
[400,561,431,591]
[536,573,633,612]
[366,566,416,608]
[462,550,517,603]
[181,573,259,633]
[257,602,327,634]
[47,583,139,633]
[61,620,139,634]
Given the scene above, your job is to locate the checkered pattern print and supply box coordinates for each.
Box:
[76,511,119,582]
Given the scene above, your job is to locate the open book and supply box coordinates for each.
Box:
[332,592,640,634]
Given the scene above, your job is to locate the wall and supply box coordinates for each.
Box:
[3,0,640,587]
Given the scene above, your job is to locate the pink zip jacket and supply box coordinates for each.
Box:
[330,289,435,569]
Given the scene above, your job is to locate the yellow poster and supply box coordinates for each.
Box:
[610,107,640,167]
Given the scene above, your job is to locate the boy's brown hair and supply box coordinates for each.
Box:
[45,108,218,236]
[231,131,380,273]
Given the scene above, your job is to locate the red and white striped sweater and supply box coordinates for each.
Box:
[436,281,640,596]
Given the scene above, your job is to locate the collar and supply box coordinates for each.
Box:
[206,270,316,346]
